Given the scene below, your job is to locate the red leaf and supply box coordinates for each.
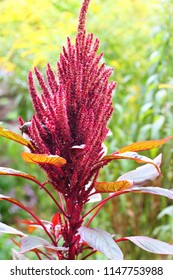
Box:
[52,212,61,227]
[21,152,67,168]
[20,219,36,225]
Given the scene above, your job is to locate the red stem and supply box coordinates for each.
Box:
[115,237,128,243]
[83,190,129,223]
[3,198,56,245]
[41,182,68,217]
[82,249,97,260]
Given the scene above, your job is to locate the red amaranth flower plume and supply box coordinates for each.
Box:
[19,0,116,203]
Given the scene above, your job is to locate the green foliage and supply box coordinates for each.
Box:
[0,0,173,259]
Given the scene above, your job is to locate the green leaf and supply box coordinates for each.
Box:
[78,227,123,260]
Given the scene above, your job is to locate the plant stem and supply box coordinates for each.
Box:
[83,190,129,223]
[4,198,56,245]
[41,183,68,217]
[82,249,97,260]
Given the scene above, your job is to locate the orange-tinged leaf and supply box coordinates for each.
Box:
[102,152,161,173]
[27,225,40,233]
[118,136,173,153]
[0,126,34,149]
[20,219,51,233]
[95,180,133,193]
[20,220,40,233]
[0,167,41,186]
[21,152,67,168]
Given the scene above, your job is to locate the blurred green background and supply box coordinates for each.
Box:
[0,0,173,260]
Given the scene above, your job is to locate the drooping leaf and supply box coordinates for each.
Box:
[21,152,67,168]
[78,227,123,260]
[102,152,161,173]
[20,219,52,233]
[95,180,133,193]
[118,136,173,153]
[116,186,173,200]
[0,222,26,236]
[20,220,42,233]
[0,126,34,149]
[130,186,173,199]
[20,236,50,253]
[0,167,41,186]
[44,245,67,253]
[0,194,28,209]
[117,154,162,186]
[122,236,173,254]
[20,236,66,253]
[12,249,28,260]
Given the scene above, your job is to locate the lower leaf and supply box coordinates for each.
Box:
[78,227,123,260]
[0,222,26,237]
[121,236,173,254]
[20,236,67,254]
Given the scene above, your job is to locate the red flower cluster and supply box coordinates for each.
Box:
[19,0,116,206]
